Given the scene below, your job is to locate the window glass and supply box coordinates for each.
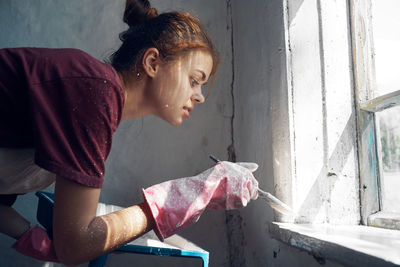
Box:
[371,0,400,97]
[377,105,400,213]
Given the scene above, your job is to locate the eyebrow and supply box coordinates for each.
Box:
[195,69,207,82]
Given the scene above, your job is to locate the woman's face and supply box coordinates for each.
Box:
[149,50,213,126]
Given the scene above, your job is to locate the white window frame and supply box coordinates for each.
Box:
[350,0,400,229]
[270,0,400,265]
[271,1,400,265]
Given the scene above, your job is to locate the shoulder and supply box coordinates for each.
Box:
[38,48,114,80]
[2,47,114,79]
[10,47,121,88]
[46,48,100,66]
[0,47,92,62]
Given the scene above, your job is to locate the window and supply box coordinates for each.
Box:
[270,1,400,265]
[351,0,400,229]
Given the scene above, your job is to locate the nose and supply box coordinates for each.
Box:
[191,87,205,104]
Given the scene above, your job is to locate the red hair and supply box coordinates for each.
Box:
[111,0,219,80]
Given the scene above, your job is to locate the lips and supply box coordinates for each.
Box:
[183,109,190,118]
[183,106,193,118]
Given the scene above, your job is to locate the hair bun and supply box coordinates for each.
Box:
[123,0,158,27]
[146,7,158,19]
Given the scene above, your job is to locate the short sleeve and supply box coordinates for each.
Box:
[29,77,124,188]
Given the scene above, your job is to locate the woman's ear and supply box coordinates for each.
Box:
[142,48,160,78]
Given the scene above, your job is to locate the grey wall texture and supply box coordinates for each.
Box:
[0,1,344,267]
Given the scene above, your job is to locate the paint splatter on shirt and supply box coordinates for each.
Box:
[0,48,124,188]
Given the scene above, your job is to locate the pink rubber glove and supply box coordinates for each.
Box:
[142,161,259,241]
[12,225,59,262]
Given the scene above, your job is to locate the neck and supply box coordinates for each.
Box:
[118,71,153,121]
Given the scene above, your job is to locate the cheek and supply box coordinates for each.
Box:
[158,71,190,106]
[170,83,191,103]
[179,81,192,98]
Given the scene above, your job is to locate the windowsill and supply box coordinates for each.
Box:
[368,211,400,230]
[269,222,400,267]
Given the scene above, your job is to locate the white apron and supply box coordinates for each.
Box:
[0,148,56,194]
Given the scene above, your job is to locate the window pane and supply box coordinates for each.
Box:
[377,105,400,212]
[371,0,400,97]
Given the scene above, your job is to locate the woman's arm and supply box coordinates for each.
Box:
[0,204,30,239]
[53,176,154,265]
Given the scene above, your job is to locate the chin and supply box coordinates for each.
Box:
[170,120,183,126]
[166,117,183,126]
[156,113,182,126]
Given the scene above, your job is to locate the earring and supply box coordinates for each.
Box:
[136,72,140,78]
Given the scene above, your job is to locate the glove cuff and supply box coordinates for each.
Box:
[12,225,59,262]
[142,189,166,241]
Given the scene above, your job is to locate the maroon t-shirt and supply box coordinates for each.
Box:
[0,48,124,188]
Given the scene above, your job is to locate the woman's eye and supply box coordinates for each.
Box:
[191,78,200,87]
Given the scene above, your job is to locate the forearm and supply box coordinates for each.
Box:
[55,202,154,265]
[0,205,30,239]
[96,202,154,249]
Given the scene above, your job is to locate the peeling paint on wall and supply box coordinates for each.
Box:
[224,1,246,267]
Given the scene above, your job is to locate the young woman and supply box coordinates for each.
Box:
[0,0,259,264]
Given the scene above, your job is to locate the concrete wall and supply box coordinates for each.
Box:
[230,0,358,266]
[228,0,277,266]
